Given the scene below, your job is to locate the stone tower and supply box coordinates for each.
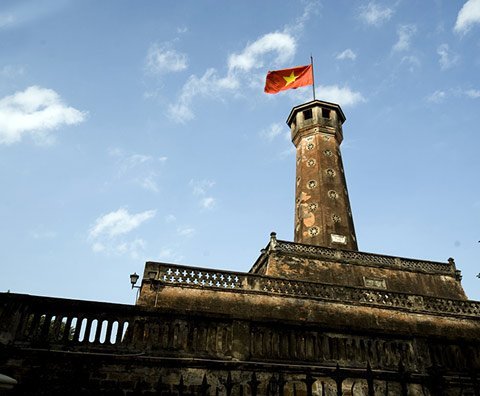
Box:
[287,100,358,250]
[3,99,480,396]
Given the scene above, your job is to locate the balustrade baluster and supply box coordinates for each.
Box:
[104,319,113,344]
[51,315,63,341]
[26,313,39,340]
[39,313,52,341]
[94,318,103,344]
[115,320,124,344]
[73,316,84,342]
[63,316,73,342]
[17,310,32,340]
[82,317,92,343]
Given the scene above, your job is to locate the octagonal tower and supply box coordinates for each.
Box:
[287,100,358,250]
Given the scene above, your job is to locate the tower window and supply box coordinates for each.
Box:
[322,108,331,119]
[303,109,313,120]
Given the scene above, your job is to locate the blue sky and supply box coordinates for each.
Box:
[1,0,480,304]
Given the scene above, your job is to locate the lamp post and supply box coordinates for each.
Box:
[129,272,141,303]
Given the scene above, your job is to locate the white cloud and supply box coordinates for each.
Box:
[201,197,216,210]
[454,0,480,34]
[158,247,184,263]
[189,179,217,210]
[427,90,446,103]
[165,214,177,223]
[30,229,57,239]
[0,13,15,29]
[400,55,421,73]
[138,174,159,193]
[228,32,296,73]
[279,146,296,159]
[123,153,152,169]
[393,25,416,52]
[261,122,293,157]
[0,2,70,30]
[190,179,215,196]
[169,30,298,122]
[89,208,156,239]
[93,238,147,259]
[143,89,161,100]
[145,42,188,74]
[437,44,459,70]
[0,86,86,145]
[109,148,166,192]
[261,123,284,141]
[336,49,356,61]
[0,64,25,78]
[426,88,480,102]
[177,26,188,34]
[177,226,195,237]
[464,89,480,98]
[122,238,147,260]
[107,147,123,157]
[168,68,238,122]
[167,2,328,122]
[109,149,156,172]
[317,85,366,107]
[287,0,321,34]
[92,242,106,253]
[88,209,154,259]
[359,2,394,26]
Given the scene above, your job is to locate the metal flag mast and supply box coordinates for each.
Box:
[310,55,316,101]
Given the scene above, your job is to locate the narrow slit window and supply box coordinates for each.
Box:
[303,109,313,120]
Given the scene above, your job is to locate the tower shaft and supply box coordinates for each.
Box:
[287,101,358,250]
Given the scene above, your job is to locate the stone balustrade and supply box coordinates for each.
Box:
[0,293,135,350]
[2,291,480,395]
[153,263,480,318]
[273,240,456,275]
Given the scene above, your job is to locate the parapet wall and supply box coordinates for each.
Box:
[249,239,466,300]
[2,292,480,395]
[140,262,478,332]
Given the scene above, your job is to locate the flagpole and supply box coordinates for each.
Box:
[310,55,316,101]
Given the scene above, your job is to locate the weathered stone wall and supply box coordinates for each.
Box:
[140,262,478,340]
[4,349,479,396]
[2,292,480,395]
[262,253,465,299]
[248,238,466,300]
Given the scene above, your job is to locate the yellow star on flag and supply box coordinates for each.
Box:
[283,71,297,86]
[264,64,313,94]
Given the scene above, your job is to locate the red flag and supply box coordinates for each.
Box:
[264,64,313,94]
